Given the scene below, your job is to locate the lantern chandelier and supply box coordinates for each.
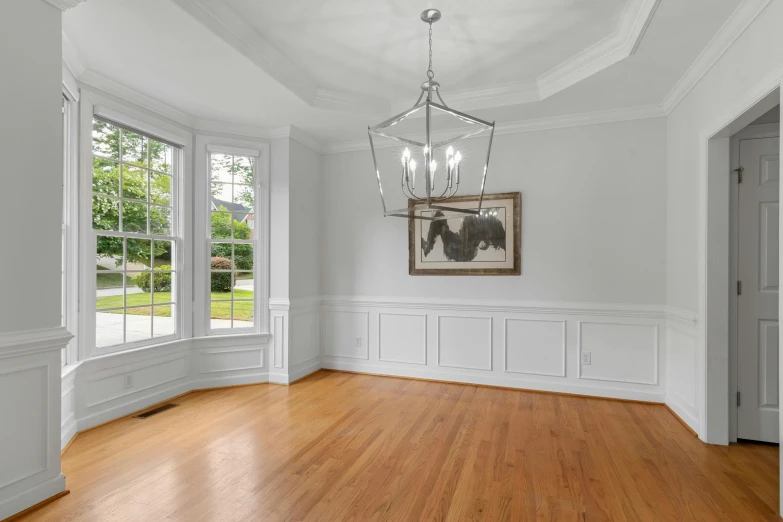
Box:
[368,8,496,220]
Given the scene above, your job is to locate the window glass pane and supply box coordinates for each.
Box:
[93,120,119,159]
[153,305,175,337]
[233,300,254,328]
[96,272,124,311]
[234,245,253,271]
[154,240,173,268]
[126,238,152,269]
[210,301,231,330]
[96,235,124,269]
[150,206,171,235]
[121,166,148,201]
[211,212,232,239]
[235,272,253,293]
[125,308,152,343]
[211,182,232,204]
[122,130,148,167]
[233,214,251,239]
[210,272,233,297]
[122,201,147,233]
[96,309,124,347]
[210,154,232,182]
[150,172,171,205]
[93,196,120,231]
[233,156,254,184]
[211,242,232,263]
[127,271,150,305]
[152,272,173,304]
[233,184,254,210]
[92,158,120,196]
[150,141,172,174]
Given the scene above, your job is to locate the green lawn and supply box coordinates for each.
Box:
[96,289,254,320]
[96,270,136,289]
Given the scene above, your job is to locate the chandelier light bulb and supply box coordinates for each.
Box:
[454,151,462,164]
[446,146,454,158]
[430,160,437,172]
[448,158,454,169]
[410,159,417,172]
[403,148,410,159]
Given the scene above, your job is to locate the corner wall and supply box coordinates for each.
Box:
[665,0,783,439]
[0,1,70,518]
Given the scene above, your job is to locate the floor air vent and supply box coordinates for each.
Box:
[134,403,179,419]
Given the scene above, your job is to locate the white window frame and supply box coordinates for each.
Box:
[79,92,193,358]
[62,88,79,368]
[195,137,270,338]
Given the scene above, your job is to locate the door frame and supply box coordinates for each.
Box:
[729,122,781,443]
[700,76,780,449]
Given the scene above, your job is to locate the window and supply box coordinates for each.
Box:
[92,119,180,349]
[61,95,69,366]
[208,151,257,332]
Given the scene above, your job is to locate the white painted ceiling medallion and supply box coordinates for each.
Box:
[44,0,87,11]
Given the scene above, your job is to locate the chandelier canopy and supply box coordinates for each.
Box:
[368,8,496,221]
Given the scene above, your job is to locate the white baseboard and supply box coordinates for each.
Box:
[322,360,665,403]
[77,380,190,431]
[289,358,321,383]
[191,372,269,390]
[0,474,66,521]
[665,392,700,435]
[61,417,77,451]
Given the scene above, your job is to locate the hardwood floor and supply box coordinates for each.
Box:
[17,370,780,521]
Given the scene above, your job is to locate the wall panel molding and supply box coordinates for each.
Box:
[577,321,659,385]
[437,315,493,371]
[504,318,567,377]
[378,313,427,365]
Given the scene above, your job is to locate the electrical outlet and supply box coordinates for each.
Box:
[355,336,362,348]
[124,374,133,389]
[581,352,591,365]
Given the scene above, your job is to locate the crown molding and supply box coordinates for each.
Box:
[270,125,325,154]
[537,0,659,100]
[661,0,771,115]
[168,0,659,114]
[44,0,86,11]
[323,104,665,154]
[169,0,319,106]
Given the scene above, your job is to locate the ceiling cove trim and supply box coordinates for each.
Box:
[169,0,658,114]
[169,0,319,106]
[661,0,772,115]
[269,125,325,154]
[44,0,86,11]
[536,0,660,100]
[323,105,666,154]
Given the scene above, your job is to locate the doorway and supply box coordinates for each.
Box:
[731,109,780,443]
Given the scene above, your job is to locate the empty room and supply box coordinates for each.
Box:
[2,0,783,520]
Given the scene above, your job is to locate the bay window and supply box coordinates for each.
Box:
[92,118,180,350]
[208,150,259,332]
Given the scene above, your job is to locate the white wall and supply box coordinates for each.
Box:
[0,0,63,333]
[665,0,783,439]
[0,1,70,519]
[322,118,667,303]
[289,140,322,299]
[319,118,668,401]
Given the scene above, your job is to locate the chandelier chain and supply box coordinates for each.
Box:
[427,22,434,80]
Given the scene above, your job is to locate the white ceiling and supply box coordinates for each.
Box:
[63,0,744,146]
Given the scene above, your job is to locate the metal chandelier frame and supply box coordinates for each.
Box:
[367,8,496,221]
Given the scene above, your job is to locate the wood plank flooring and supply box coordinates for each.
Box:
[17,370,781,521]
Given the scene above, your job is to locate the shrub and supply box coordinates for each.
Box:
[211,257,234,292]
[136,265,173,293]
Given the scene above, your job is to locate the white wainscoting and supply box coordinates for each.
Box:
[664,307,700,434]
[323,310,369,360]
[321,296,667,402]
[0,327,71,521]
[505,318,566,377]
[379,313,427,365]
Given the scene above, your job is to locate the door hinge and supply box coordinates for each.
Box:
[734,166,744,183]
[737,391,741,407]
[737,280,742,295]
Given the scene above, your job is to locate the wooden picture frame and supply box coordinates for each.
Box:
[408,192,521,275]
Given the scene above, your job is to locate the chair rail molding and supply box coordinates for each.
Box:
[0,326,73,358]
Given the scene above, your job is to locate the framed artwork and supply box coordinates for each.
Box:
[408,192,521,275]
